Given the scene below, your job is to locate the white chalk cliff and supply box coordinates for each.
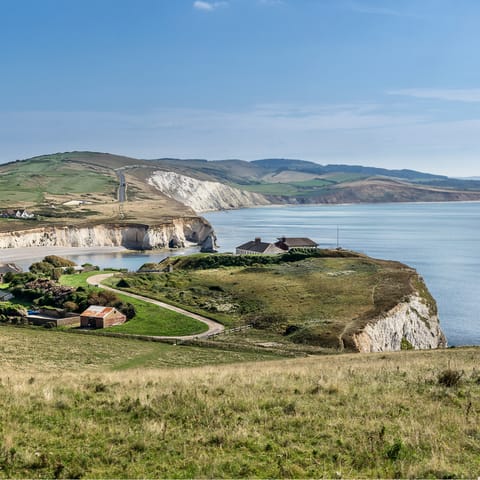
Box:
[350,292,447,352]
[148,171,270,212]
[0,217,214,250]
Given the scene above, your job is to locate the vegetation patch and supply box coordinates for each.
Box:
[0,343,477,478]
[108,253,424,351]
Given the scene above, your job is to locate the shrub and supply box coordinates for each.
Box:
[63,301,79,312]
[29,261,54,275]
[44,255,76,267]
[438,369,463,387]
[401,337,414,350]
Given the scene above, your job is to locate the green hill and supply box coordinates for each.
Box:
[1,151,480,232]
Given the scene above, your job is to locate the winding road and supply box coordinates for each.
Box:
[87,273,225,340]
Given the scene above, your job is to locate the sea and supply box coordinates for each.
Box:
[15,202,480,347]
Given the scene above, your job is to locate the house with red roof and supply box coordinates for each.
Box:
[80,305,126,329]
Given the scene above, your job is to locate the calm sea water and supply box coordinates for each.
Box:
[16,202,480,346]
[205,203,480,347]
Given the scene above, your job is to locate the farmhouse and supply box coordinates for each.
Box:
[80,305,126,329]
[27,308,80,327]
[236,236,318,255]
[275,236,318,251]
[236,238,285,255]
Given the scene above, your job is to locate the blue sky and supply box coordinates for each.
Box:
[1,0,479,175]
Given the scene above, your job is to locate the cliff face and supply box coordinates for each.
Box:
[148,171,270,212]
[0,217,215,251]
[350,292,447,353]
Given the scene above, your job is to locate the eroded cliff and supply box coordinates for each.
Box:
[348,289,447,353]
[148,171,270,212]
[0,217,215,251]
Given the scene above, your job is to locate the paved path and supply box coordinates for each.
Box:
[87,273,225,340]
[116,170,126,202]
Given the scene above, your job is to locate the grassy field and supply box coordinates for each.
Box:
[0,156,117,205]
[0,325,282,372]
[0,334,477,478]
[109,293,208,336]
[236,178,333,196]
[105,255,420,350]
[60,271,209,337]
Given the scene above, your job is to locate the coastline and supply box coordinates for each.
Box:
[1,246,128,264]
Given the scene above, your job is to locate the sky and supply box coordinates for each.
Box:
[1,0,480,176]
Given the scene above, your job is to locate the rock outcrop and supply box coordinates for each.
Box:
[148,171,270,212]
[350,291,447,352]
[0,217,215,251]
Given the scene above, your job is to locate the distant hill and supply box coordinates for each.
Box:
[1,151,480,229]
[251,158,448,182]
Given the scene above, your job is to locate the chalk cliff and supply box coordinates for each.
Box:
[148,171,270,212]
[348,291,447,352]
[0,217,215,251]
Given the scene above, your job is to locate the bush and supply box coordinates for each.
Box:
[438,369,463,387]
[63,301,79,312]
[29,261,54,275]
[0,302,27,318]
[44,255,76,267]
[118,302,136,320]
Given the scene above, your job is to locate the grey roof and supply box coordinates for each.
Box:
[276,237,318,248]
[236,240,283,254]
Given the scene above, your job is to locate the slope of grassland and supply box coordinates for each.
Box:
[3,152,480,231]
[0,152,194,233]
[105,252,445,352]
[0,329,477,478]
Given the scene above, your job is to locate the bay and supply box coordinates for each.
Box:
[10,202,480,346]
[204,202,480,347]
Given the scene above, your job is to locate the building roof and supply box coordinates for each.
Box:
[236,240,273,253]
[0,263,23,274]
[276,237,318,248]
[80,305,118,318]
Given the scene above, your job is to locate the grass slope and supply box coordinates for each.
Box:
[0,340,477,478]
[0,155,117,205]
[106,254,421,351]
[59,272,208,337]
[0,326,281,373]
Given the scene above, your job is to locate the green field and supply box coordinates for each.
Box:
[106,254,422,350]
[0,156,117,205]
[109,293,208,336]
[0,327,477,478]
[236,178,333,196]
[60,271,208,336]
[0,325,281,372]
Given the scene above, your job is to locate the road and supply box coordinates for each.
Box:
[116,171,126,202]
[87,273,225,340]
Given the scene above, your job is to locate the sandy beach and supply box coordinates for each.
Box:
[0,246,127,264]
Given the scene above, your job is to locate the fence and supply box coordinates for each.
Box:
[204,324,253,339]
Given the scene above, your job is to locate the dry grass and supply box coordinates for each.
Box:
[0,345,478,478]
[0,326,281,373]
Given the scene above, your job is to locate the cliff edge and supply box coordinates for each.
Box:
[0,216,216,251]
[340,272,447,352]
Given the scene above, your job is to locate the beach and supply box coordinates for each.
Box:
[0,246,127,265]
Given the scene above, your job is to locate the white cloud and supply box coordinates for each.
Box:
[193,1,227,11]
[1,103,480,176]
[389,88,480,103]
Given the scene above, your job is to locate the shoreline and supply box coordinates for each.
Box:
[1,246,128,265]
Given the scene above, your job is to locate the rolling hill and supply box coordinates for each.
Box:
[1,151,480,229]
